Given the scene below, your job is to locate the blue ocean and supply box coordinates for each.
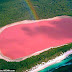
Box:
[39,54,72,72]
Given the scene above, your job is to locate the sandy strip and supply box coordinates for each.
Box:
[0,43,68,62]
[0,15,71,62]
[0,15,70,34]
[26,49,72,72]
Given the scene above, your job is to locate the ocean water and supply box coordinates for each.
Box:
[39,54,72,72]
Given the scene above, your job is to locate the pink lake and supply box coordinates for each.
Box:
[0,17,72,59]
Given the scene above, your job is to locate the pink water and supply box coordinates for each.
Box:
[0,18,72,59]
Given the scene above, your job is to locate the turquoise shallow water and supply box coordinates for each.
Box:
[39,54,72,72]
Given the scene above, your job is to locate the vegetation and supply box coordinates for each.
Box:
[31,0,72,19]
[0,0,72,27]
[0,0,72,72]
[0,43,72,72]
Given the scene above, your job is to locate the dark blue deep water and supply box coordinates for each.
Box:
[39,54,72,72]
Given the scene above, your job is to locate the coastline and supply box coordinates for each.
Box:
[27,49,72,72]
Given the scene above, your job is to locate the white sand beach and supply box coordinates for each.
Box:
[27,49,72,72]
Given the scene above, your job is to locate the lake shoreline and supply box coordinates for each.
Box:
[0,15,72,62]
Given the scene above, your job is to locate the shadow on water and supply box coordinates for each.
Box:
[21,18,72,39]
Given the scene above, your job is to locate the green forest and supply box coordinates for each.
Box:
[0,43,72,72]
[0,0,72,72]
[0,0,72,27]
